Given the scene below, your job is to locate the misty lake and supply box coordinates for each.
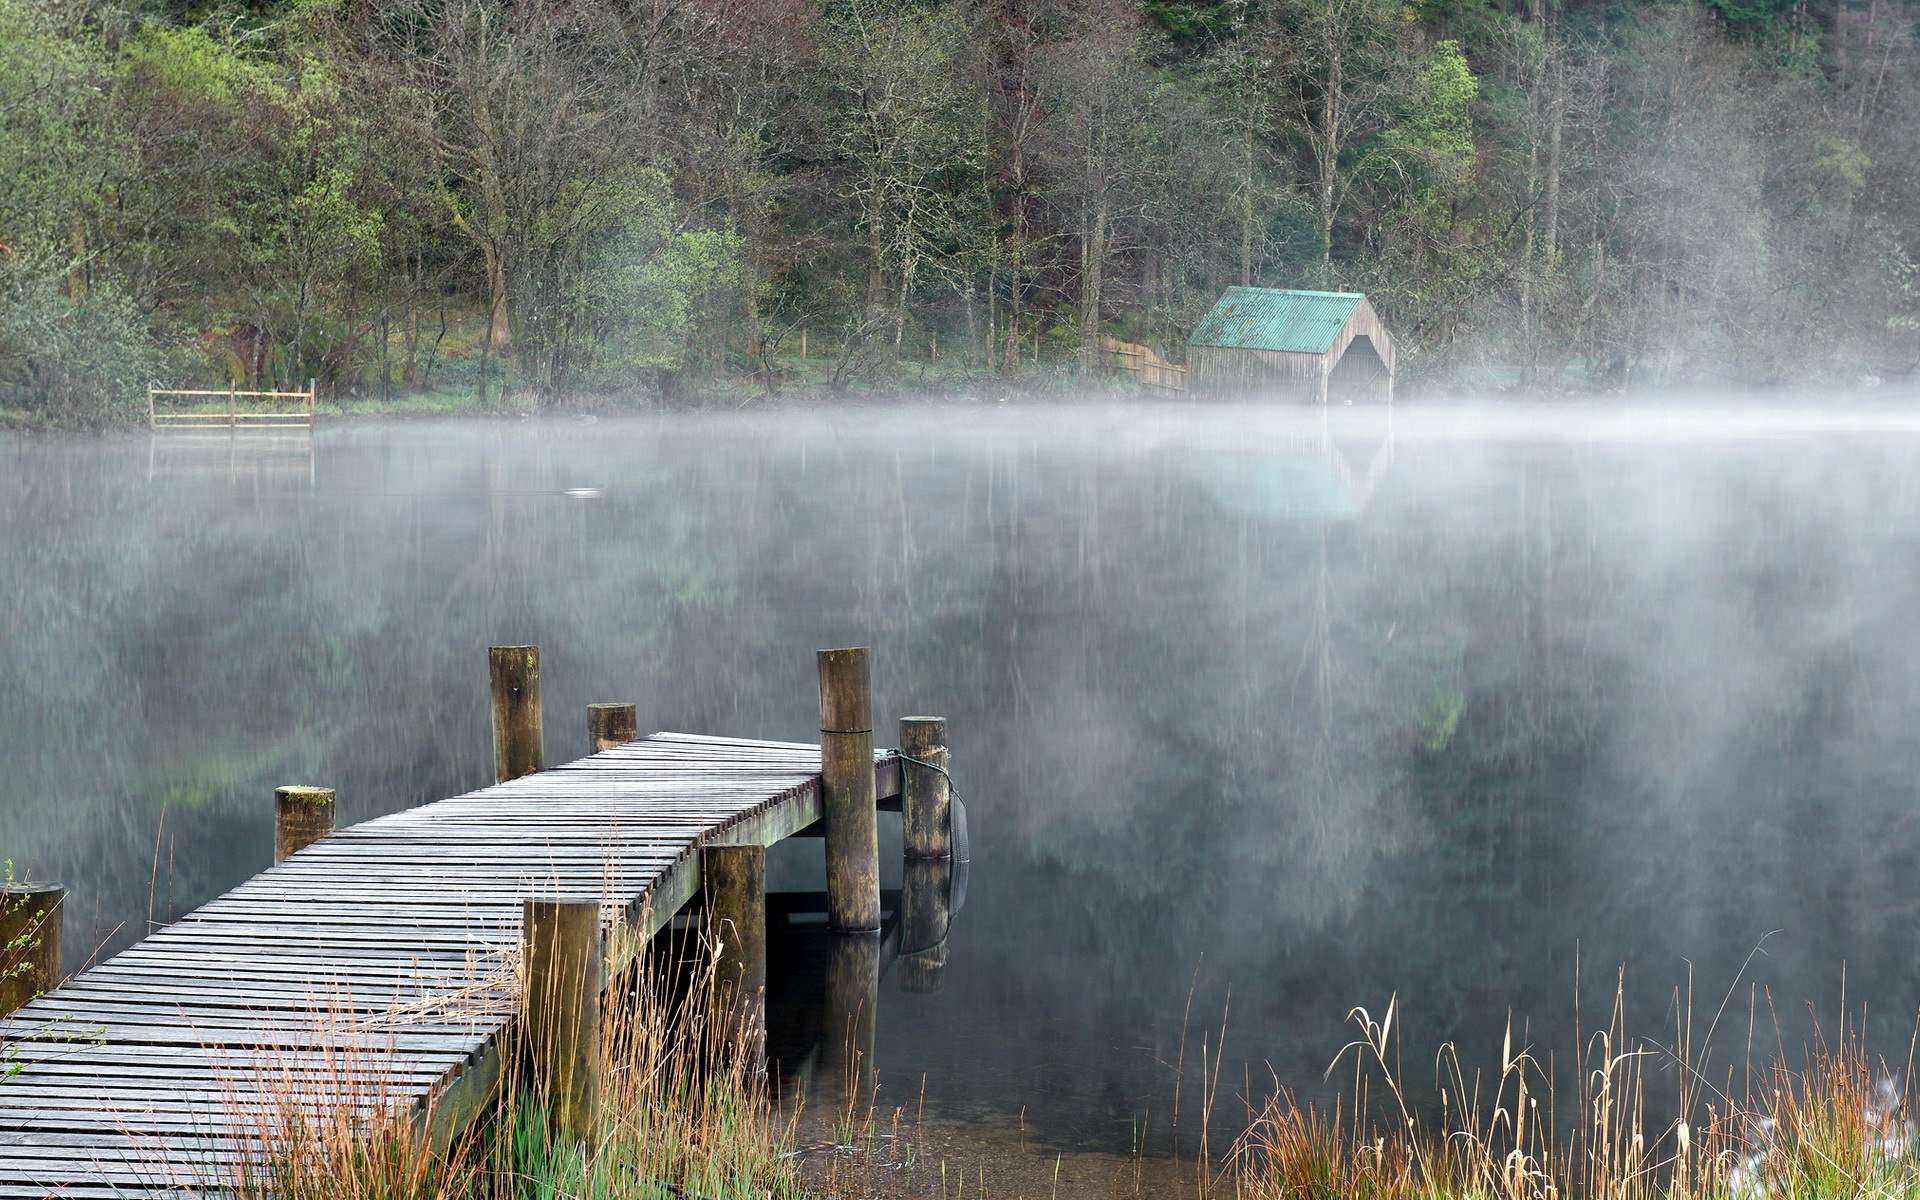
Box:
[7,403,1920,1180]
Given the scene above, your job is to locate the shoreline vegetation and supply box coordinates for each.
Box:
[4,0,1918,429]
[193,947,1920,1200]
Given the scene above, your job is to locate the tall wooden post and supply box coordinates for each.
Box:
[900,717,950,860]
[702,845,766,1067]
[587,703,637,753]
[897,858,952,994]
[521,898,602,1144]
[491,646,545,783]
[274,786,336,864]
[818,648,880,933]
[0,883,63,1016]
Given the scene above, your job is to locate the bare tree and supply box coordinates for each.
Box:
[1037,0,1158,374]
[1273,0,1415,268]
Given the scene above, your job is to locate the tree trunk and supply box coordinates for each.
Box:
[1544,54,1565,261]
[1080,200,1108,376]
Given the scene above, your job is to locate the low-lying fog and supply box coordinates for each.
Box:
[6,400,1920,1152]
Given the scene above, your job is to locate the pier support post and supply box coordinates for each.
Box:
[520,898,602,1145]
[900,717,950,860]
[0,883,63,1015]
[897,858,952,994]
[818,648,880,933]
[820,932,881,1116]
[491,646,545,783]
[273,786,336,864]
[701,845,766,1067]
[588,703,637,753]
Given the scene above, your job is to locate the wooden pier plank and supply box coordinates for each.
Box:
[0,734,900,1192]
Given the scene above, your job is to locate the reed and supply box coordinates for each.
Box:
[1224,982,1920,1200]
[226,932,808,1200]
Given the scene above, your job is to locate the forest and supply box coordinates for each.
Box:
[1,0,1917,425]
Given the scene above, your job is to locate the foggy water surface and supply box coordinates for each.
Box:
[6,403,1920,1160]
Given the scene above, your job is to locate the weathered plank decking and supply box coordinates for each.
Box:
[0,732,902,1196]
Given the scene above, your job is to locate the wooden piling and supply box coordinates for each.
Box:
[588,703,637,753]
[273,786,336,864]
[900,716,950,860]
[491,646,545,783]
[818,648,880,933]
[897,857,952,994]
[701,845,766,1063]
[0,883,63,1016]
[520,898,602,1144]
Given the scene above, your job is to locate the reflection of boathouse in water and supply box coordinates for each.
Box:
[1188,288,1395,404]
[1199,415,1397,520]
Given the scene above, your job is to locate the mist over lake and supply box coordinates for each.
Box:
[6,402,1920,1159]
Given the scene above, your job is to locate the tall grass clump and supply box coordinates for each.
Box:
[484,935,805,1199]
[1226,981,1920,1200]
[226,933,808,1199]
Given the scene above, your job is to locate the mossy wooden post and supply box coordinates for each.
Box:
[521,898,602,1144]
[818,648,880,933]
[821,932,881,1113]
[587,703,637,753]
[273,786,336,864]
[897,857,952,994]
[901,717,950,860]
[491,646,544,783]
[0,883,63,1015]
[702,845,766,1068]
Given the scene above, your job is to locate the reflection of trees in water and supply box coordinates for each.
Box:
[10,420,1920,1153]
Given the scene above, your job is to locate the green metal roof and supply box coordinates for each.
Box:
[1188,288,1364,354]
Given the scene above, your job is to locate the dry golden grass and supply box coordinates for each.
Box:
[223,933,808,1200]
[1223,979,1920,1200]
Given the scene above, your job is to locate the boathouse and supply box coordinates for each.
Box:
[1187,288,1395,403]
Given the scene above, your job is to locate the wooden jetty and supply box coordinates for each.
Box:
[0,646,955,1195]
[148,384,316,431]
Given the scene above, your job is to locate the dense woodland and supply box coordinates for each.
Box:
[2,0,1918,423]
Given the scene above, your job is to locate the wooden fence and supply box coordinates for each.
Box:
[1100,337,1188,394]
[149,382,316,431]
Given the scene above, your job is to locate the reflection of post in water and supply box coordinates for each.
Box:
[897,857,952,993]
[819,931,882,1116]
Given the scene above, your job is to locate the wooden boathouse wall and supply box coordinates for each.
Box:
[1187,293,1396,403]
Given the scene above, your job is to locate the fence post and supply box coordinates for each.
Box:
[520,898,603,1144]
[900,717,949,860]
[274,786,336,864]
[229,383,237,430]
[491,646,545,783]
[0,883,63,1016]
[587,703,637,754]
[818,648,880,933]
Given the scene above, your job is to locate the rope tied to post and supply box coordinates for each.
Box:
[884,749,960,803]
[882,748,970,868]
